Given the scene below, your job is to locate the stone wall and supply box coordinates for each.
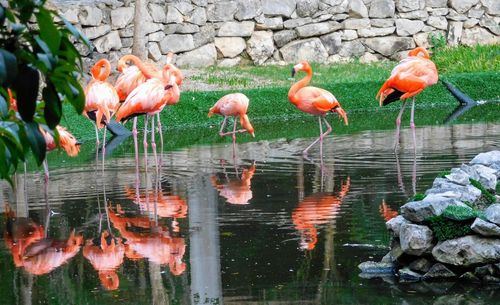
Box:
[57,0,500,68]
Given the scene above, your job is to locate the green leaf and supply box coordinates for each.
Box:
[11,64,39,122]
[0,138,9,179]
[0,49,18,86]
[0,93,8,118]
[37,53,53,70]
[43,84,62,128]
[62,16,92,48]
[24,122,46,166]
[0,121,23,154]
[34,35,53,56]
[36,9,61,54]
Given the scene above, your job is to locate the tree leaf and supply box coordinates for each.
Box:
[24,122,46,166]
[11,64,39,122]
[36,8,61,54]
[0,121,23,154]
[0,93,8,118]
[0,138,9,179]
[62,16,92,48]
[43,84,62,128]
[0,49,18,86]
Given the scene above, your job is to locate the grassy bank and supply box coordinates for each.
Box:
[61,45,499,144]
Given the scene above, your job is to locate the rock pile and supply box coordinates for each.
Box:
[359,151,500,284]
[55,0,500,68]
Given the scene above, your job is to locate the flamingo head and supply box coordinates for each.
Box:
[291,61,311,77]
[332,105,348,126]
[91,58,111,81]
[408,47,430,59]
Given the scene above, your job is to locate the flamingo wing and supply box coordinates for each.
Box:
[114,79,166,122]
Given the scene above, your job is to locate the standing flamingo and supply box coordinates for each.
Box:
[211,161,256,205]
[288,61,348,157]
[208,93,255,153]
[376,47,438,150]
[114,54,181,163]
[84,58,120,163]
[114,66,179,168]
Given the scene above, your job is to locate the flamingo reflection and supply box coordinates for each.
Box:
[125,186,187,232]
[292,177,350,250]
[3,206,83,275]
[108,205,186,275]
[83,230,125,290]
[379,199,398,221]
[211,161,256,205]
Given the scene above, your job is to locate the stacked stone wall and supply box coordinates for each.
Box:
[56,0,500,68]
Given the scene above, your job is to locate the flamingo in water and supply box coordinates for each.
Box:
[288,61,348,157]
[114,65,180,167]
[115,54,182,159]
[376,46,438,150]
[84,58,120,164]
[208,93,255,146]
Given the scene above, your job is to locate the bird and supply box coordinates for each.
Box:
[288,61,348,157]
[115,53,182,152]
[84,58,120,165]
[39,125,81,182]
[114,65,180,168]
[376,46,438,150]
[208,93,255,152]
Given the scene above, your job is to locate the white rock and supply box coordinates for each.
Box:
[369,0,395,18]
[217,57,242,67]
[215,37,246,58]
[79,6,103,26]
[218,21,255,37]
[400,223,434,256]
[175,44,217,68]
[395,0,425,13]
[262,0,296,17]
[343,18,371,30]
[82,25,111,40]
[246,31,275,65]
[427,16,448,30]
[449,0,480,14]
[147,42,162,62]
[159,34,195,53]
[280,38,328,63]
[94,31,122,53]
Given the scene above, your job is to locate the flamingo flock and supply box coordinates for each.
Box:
[0,47,441,290]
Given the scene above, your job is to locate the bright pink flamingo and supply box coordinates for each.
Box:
[39,125,80,181]
[115,66,179,168]
[84,58,120,164]
[376,47,438,150]
[289,61,348,157]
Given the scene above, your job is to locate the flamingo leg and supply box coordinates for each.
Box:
[318,116,324,158]
[303,117,321,156]
[133,117,139,173]
[151,114,159,174]
[93,122,100,166]
[394,100,407,151]
[232,116,237,143]
[320,116,333,162]
[156,113,164,164]
[101,127,107,176]
[143,115,149,170]
[410,97,417,154]
[218,116,228,137]
[43,159,50,183]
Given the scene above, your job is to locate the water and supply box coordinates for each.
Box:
[1,123,499,305]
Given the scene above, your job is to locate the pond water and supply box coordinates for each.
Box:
[1,122,499,305]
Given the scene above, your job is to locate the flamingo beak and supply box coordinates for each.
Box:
[251,132,255,138]
[335,107,348,126]
[164,84,173,90]
[291,67,296,78]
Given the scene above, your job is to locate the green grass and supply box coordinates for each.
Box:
[426,215,473,241]
[432,44,500,74]
[470,178,496,204]
[412,193,427,201]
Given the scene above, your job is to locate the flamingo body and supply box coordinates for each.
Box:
[208,93,255,138]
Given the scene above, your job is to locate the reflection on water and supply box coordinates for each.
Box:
[1,123,500,304]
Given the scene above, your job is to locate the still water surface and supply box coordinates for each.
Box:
[1,123,499,305]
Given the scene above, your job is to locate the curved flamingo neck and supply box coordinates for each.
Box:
[98,60,111,81]
[119,54,155,79]
[288,67,312,105]
[409,47,430,59]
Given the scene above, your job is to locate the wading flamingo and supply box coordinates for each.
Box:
[40,125,80,181]
[376,47,438,150]
[114,66,180,168]
[84,58,120,163]
[208,93,255,152]
[115,53,181,159]
[289,61,348,157]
